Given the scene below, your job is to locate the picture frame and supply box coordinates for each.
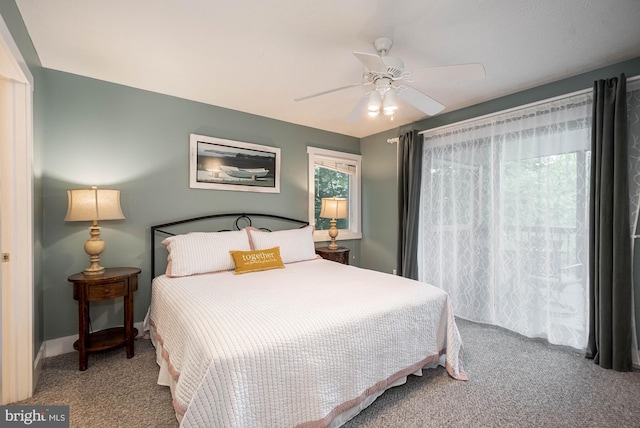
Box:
[189,134,281,193]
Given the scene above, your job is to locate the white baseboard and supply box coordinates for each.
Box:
[44,334,78,359]
[33,342,45,394]
[43,321,146,358]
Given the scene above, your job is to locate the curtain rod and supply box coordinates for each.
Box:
[419,74,640,136]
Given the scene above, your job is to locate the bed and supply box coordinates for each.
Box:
[144,213,467,427]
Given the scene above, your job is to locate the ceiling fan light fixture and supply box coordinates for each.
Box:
[382,90,398,115]
[383,106,397,116]
[367,90,382,113]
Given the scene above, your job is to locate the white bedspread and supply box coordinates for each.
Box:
[146,258,466,427]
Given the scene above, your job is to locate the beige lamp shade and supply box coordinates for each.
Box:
[65,186,125,222]
[65,186,124,276]
[319,197,348,220]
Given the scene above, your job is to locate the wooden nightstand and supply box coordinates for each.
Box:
[68,267,140,371]
[315,246,350,265]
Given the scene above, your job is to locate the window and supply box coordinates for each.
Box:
[307,147,362,242]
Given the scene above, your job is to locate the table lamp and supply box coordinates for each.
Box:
[65,185,125,276]
[319,196,348,250]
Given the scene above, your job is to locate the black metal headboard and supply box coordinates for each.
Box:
[151,212,309,278]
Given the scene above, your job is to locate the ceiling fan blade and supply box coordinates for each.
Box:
[353,52,387,73]
[398,86,445,116]
[294,82,362,102]
[410,63,486,82]
[346,94,370,122]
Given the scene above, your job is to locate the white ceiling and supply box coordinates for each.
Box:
[15,0,640,138]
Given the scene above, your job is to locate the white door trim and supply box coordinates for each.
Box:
[0,14,35,404]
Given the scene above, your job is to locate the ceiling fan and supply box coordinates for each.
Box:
[294,37,485,121]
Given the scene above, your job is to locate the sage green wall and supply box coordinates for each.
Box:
[41,69,359,340]
[0,1,44,358]
[359,128,402,274]
[361,57,640,342]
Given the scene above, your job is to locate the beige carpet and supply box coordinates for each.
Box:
[13,319,640,427]
[14,338,178,427]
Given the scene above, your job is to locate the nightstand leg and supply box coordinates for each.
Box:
[124,279,135,359]
[78,298,89,371]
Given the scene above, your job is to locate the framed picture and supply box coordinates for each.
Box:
[189,134,281,193]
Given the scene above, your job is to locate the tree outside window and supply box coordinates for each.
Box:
[314,165,349,230]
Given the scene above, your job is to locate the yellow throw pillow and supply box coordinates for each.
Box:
[230,246,285,274]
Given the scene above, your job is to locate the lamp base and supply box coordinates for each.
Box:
[83,265,105,276]
[83,224,106,276]
[328,219,339,250]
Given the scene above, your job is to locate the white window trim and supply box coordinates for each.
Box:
[307,147,362,242]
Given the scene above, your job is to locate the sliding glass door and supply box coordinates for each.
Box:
[419,93,592,348]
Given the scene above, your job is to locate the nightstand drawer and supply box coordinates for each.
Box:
[88,281,126,300]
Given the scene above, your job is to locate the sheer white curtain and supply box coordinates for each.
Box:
[628,79,640,238]
[628,79,640,364]
[418,92,593,348]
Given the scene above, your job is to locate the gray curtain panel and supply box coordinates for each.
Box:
[587,74,634,371]
[396,130,422,279]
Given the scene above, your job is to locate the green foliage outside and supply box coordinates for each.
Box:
[429,150,589,229]
[314,166,349,230]
[502,152,588,228]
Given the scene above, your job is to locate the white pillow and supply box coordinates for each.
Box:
[162,230,251,277]
[248,226,317,264]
